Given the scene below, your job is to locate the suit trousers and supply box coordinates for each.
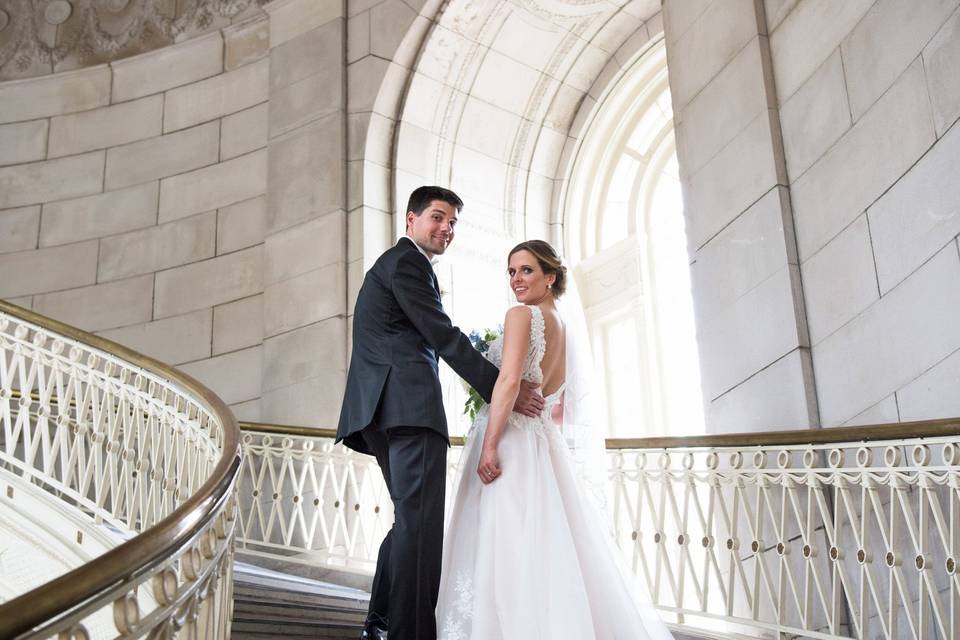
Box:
[362,426,448,640]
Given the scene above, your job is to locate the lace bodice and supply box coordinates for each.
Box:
[485,305,563,412]
[486,305,543,381]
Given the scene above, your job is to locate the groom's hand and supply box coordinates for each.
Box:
[513,380,544,417]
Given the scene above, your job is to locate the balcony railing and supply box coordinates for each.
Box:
[6,293,949,640]
[238,420,960,640]
[0,300,241,639]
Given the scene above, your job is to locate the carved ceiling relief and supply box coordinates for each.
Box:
[405,0,619,239]
[0,0,267,80]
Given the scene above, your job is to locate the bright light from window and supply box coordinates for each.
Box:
[563,38,705,438]
[604,314,646,436]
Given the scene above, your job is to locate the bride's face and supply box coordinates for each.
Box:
[508,250,555,304]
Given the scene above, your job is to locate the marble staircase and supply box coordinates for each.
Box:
[231,562,369,639]
[230,561,716,639]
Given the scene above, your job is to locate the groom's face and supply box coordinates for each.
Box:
[407,200,458,257]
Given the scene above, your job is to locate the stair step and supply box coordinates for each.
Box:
[233,585,368,610]
[231,619,362,639]
[232,633,359,639]
[234,572,367,595]
[232,618,364,631]
[235,552,374,592]
[232,630,360,639]
[231,560,371,637]
[232,589,367,608]
[233,601,366,624]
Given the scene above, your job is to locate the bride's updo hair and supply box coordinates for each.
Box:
[508,240,567,298]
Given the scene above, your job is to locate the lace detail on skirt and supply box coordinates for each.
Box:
[439,571,474,640]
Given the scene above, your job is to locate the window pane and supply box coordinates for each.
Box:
[607,155,638,203]
[656,90,673,119]
[600,156,639,250]
[648,155,704,434]
[604,317,644,437]
[627,107,666,155]
[565,41,704,438]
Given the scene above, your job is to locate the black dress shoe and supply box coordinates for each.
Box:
[360,624,387,640]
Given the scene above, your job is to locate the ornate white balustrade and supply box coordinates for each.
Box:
[238,421,960,640]
[608,428,960,640]
[0,300,241,639]
[235,428,462,574]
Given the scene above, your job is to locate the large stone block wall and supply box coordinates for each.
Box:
[665,0,960,429]
[0,20,271,422]
[345,0,423,324]
[773,0,960,427]
[260,0,348,428]
[0,0,409,430]
[665,0,818,434]
[2,0,958,437]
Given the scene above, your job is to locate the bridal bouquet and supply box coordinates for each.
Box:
[462,326,502,421]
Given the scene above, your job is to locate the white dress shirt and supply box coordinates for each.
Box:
[403,235,439,266]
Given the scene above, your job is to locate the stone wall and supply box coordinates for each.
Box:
[664,0,960,431]
[774,0,960,427]
[664,0,817,433]
[0,20,271,422]
[259,0,348,427]
[2,0,958,435]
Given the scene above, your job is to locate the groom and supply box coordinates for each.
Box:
[336,186,543,640]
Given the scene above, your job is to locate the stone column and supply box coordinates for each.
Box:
[260,0,347,426]
[344,0,424,337]
[663,0,819,433]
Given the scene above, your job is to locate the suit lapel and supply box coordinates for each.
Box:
[400,237,442,299]
[398,238,443,364]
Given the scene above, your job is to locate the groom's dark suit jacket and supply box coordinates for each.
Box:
[336,237,499,455]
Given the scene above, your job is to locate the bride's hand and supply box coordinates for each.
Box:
[477,446,501,484]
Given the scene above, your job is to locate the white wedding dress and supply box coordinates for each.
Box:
[437,305,673,640]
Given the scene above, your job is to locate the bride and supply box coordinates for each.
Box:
[436,240,674,640]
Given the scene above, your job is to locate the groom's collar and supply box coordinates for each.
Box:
[400,236,439,266]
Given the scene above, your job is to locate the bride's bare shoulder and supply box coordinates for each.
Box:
[503,304,533,329]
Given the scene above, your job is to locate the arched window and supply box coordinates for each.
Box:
[563,39,704,438]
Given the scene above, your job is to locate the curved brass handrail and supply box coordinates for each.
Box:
[606,417,960,449]
[0,300,242,638]
[238,417,960,450]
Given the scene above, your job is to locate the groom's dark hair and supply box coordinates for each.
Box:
[407,186,464,216]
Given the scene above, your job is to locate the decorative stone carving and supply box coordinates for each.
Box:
[101,0,131,11]
[0,0,268,81]
[44,1,73,25]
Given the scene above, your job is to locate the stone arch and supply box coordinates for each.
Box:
[356,0,665,266]
[353,0,666,434]
[553,34,707,437]
[554,33,669,263]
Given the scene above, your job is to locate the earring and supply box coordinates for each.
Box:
[547,284,552,289]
